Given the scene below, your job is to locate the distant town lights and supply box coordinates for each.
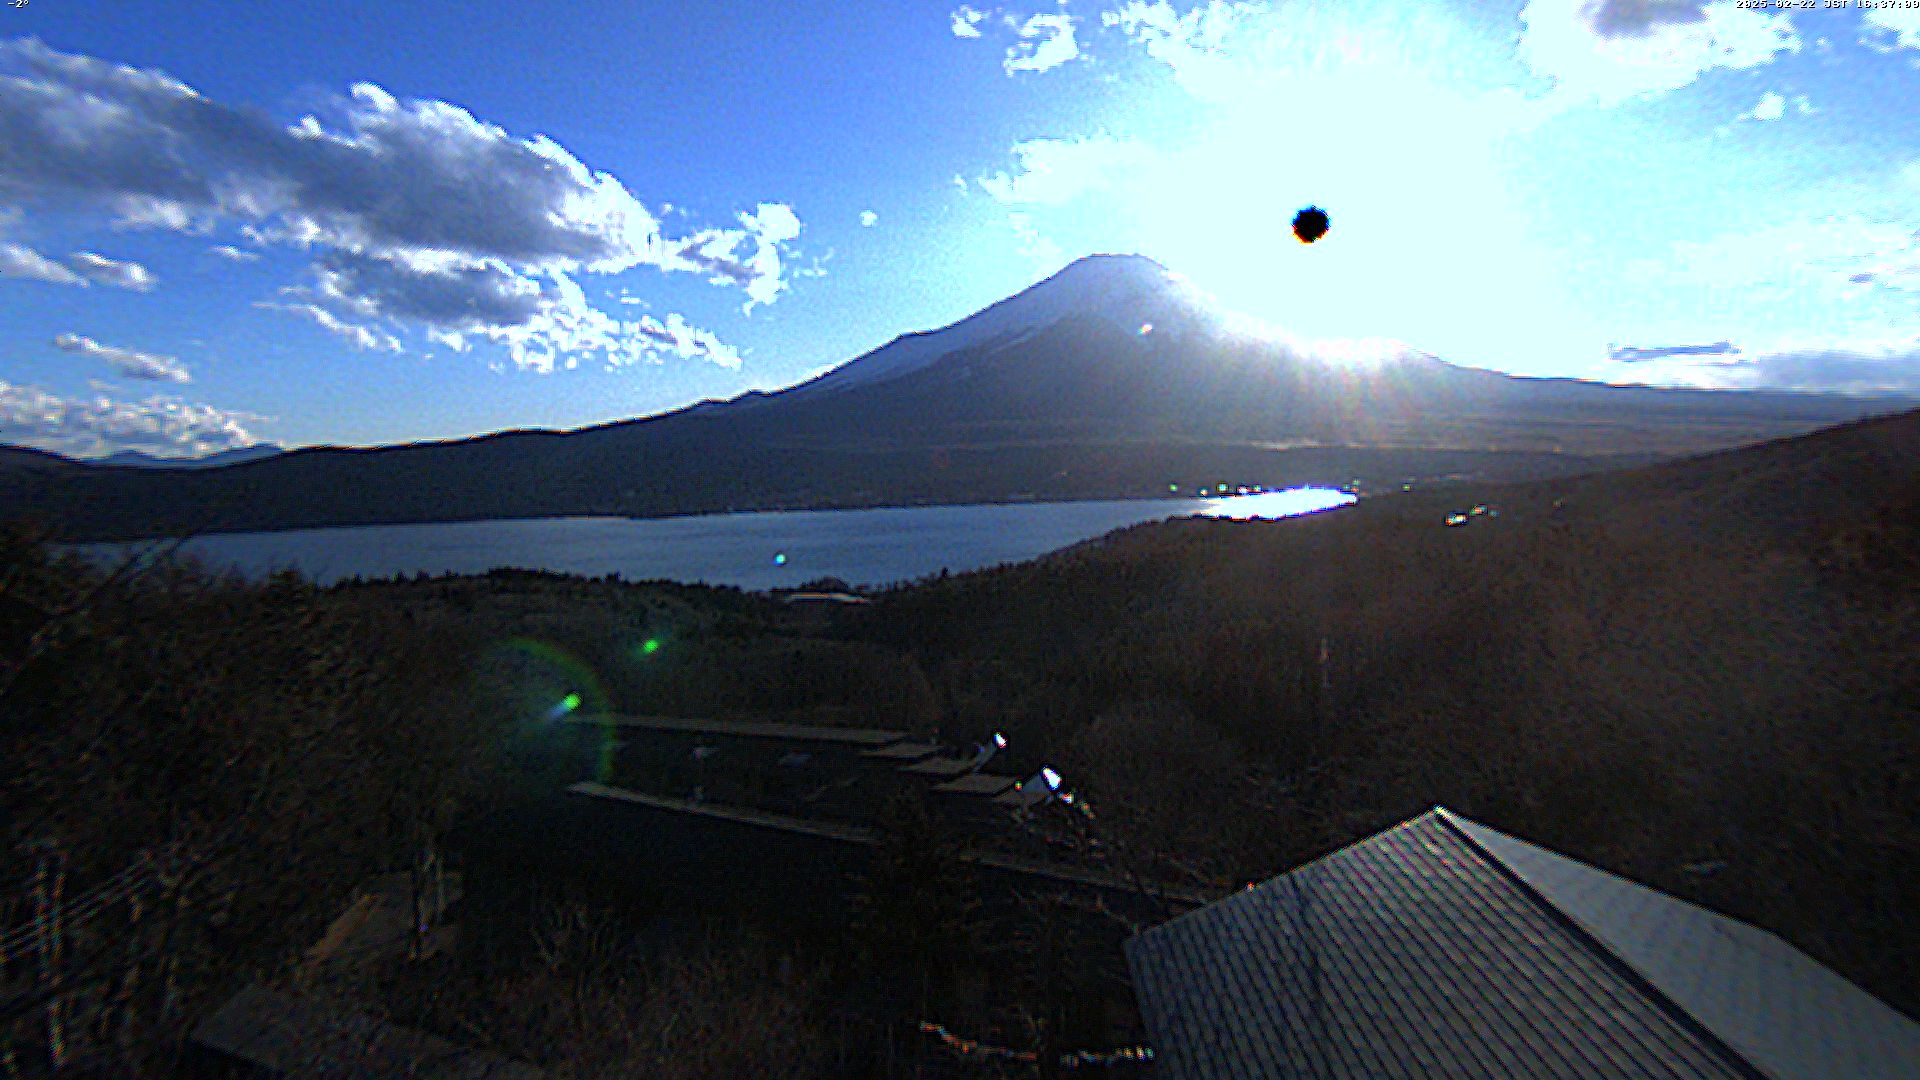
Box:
[1041,766,1062,790]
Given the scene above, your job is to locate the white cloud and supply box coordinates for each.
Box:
[0,39,806,369]
[1611,339,1920,394]
[206,244,260,262]
[472,272,742,373]
[1518,0,1799,106]
[53,332,191,382]
[633,311,744,369]
[254,301,404,353]
[0,240,84,285]
[951,6,989,38]
[860,210,878,227]
[1862,9,1920,52]
[0,380,262,458]
[1104,1,1267,60]
[1739,90,1785,122]
[1101,0,1269,99]
[976,136,1158,205]
[1004,13,1083,73]
[425,328,469,353]
[64,251,156,291]
[1005,210,1064,266]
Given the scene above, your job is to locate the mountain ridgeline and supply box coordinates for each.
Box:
[4,254,1908,541]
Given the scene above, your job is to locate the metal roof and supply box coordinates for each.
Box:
[1447,811,1920,1080]
[1125,807,1920,1080]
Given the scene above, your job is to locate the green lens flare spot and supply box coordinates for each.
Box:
[773,552,787,565]
[562,693,582,711]
[642,639,661,655]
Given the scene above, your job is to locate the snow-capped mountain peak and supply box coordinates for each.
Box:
[786,254,1209,398]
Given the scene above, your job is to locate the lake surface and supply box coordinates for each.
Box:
[80,488,1355,591]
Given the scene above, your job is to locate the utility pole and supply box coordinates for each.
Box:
[31,845,67,1070]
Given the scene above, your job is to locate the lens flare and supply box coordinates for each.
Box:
[488,637,616,778]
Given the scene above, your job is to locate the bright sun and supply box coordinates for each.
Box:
[1098,10,1588,370]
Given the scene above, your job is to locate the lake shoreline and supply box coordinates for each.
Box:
[67,490,1358,592]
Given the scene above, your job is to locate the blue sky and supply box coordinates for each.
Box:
[1,1,1917,457]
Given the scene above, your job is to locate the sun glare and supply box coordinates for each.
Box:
[1102,6,1584,369]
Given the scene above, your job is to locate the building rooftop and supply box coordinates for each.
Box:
[1125,807,1920,1080]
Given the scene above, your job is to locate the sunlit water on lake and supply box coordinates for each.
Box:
[77,489,1354,591]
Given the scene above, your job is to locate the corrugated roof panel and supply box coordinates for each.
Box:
[1126,811,1757,1080]
[1445,810,1920,1080]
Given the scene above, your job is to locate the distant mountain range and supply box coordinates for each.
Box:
[3,254,1912,541]
[98,445,285,469]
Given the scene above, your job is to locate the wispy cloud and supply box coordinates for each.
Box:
[206,244,260,262]
[0,240,84,285]
[859,210,878,227]
[0,379,263,458]
[1608,339,1739,362]
[1630,217,1920,298]
[64,251,156,291]
[254,301,404,353]
[53,332,191,382]
[976,136,1158,205]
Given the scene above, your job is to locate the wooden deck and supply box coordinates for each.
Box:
[566,715,911,747]
[859,740,943,762]
[993,783,1057,810]
[567,782,880,844]
[900,755,978,777]
[565,782,1217,908]
[931,773,1017,796]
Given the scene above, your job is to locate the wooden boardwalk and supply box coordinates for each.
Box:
[860,740,942,762]
[565,714,912,747]
[567,782,879,844]
[565,782,1217,907]
[931,773,1017,796]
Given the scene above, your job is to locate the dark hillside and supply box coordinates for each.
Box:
[857,407,1920,1015]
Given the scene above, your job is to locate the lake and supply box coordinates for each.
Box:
[79,488,1355,591]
